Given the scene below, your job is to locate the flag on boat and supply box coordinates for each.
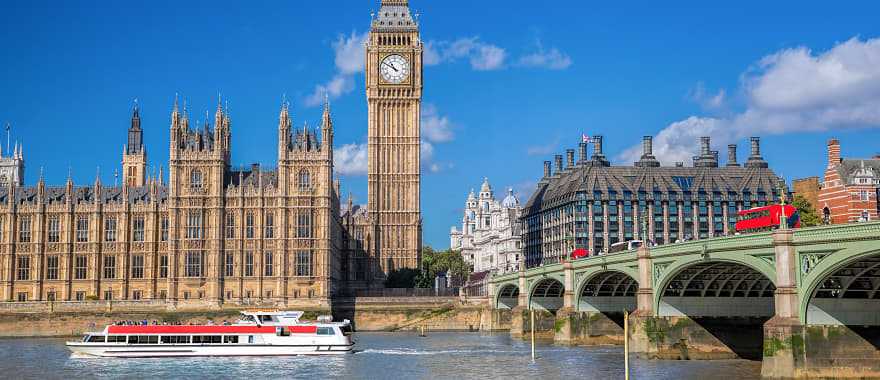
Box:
[582,134,591,143]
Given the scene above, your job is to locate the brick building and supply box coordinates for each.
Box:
[817,139,880,224]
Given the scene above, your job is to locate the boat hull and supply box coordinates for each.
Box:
[66,343,354,358]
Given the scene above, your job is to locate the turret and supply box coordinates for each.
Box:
[123,99,147,187]
[94,168,103,205]
[37,167,45,203]
[278,97,292,160]
[321,95,334,160]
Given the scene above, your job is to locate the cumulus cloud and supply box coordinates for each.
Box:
[517,40,573,70]
[305,31,368,106]
[421,104,455,143]
[618,36,880,165]
[688,82,726,110]
[419,104,457,173]
[424,37,507,71]
[334,143,368,176]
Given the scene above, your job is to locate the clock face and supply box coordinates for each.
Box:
[380,54,410,84]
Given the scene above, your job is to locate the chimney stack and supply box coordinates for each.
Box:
[745,137,769,168]
[635,136,660,167]
[591,135,610,166]
[750,137,761,158]
[700,137,711,156]
[727,144,739,166]
[578,142,588,163]
[827,139,841,168]
[543,161,552,178]
[554,154,564,175]
[592,136,604,157]
[694,136,718,167]
[566,149,575,169]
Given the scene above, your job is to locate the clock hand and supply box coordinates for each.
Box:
[383,62,399,72]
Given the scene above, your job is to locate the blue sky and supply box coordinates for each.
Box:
[2,0,880,249]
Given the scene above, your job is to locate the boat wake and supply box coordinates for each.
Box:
[358,348,506,356]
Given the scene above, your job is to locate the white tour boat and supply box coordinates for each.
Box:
[66,310,354,357]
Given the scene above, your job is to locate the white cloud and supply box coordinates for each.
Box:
[618,36,880,165]
[472,45,507,71]
[421,104,455,143]
[518,45,572,70]
[688,82,726,110]
[424,37,507,71]
[305,31,368,107]
[334,143,368,176]
[334,31,368,75]
[304,74,355,107]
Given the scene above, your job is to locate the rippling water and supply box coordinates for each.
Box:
[0,333,761,379]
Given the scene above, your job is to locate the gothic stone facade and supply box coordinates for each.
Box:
[522,135,786,268]
[450,178,522,275]
[0,101,343,304]
[341,0,424,288]
[818,139,880,224]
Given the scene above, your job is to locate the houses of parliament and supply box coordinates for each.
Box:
[0,0,423,305]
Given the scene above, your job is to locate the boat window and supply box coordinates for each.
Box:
[107,335,126,343]
[317,327,335,336]
[159,336,190,344]
[127,335,159,344]
[259,315,274,323]
[248,335,255,344]
[223,336,239,344]
[193,335,222,344]
[86,335,106,343]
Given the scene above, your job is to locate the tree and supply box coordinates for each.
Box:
[414,246,472,288]
[792,195,821,227]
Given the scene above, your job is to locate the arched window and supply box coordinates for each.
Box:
[298,169,311,191]
[190,169,203,189]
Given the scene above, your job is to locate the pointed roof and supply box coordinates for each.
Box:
[480,177,492,194]
[373,0,418,31]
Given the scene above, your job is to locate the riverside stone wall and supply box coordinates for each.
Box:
[0,298,494,337]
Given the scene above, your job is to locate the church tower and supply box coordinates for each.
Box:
[366,0,423,277]
[122,100,147,187]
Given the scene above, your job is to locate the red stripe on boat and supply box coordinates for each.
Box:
[107,325,318,334]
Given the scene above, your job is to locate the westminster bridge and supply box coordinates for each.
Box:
[488,222,880,378]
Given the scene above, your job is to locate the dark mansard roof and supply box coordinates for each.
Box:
[835,158,880,185]
[226,168,278,188]
[0,185,169,205]
[523,161,785,214]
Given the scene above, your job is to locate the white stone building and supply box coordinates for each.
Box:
[450,178,523,274]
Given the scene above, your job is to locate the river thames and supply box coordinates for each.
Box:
[0,332,761,379]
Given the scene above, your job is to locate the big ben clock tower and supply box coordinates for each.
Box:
[366,0,423,278]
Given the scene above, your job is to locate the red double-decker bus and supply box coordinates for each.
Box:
[735,205,800,234]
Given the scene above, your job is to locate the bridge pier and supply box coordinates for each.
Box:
[555,310,626,345]
[761,229,880,379]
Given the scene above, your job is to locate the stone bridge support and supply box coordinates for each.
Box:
[763,230,880,379]
[761,229,804,378]
[554,261,578,344]
[628,245,660,356]
[509,265,529,339]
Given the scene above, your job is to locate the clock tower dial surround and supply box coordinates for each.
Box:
[365,0,423,277]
